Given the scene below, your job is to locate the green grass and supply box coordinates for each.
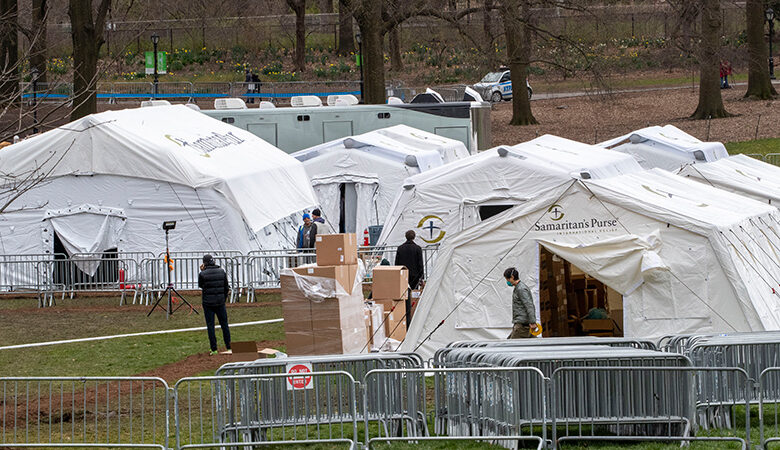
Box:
[0,294,285,377]
[726,138,780,158]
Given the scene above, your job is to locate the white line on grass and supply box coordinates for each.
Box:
[0,318,284,351]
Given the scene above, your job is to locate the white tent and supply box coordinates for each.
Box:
[401,168,780,359]
[377,134,642,248]
[0,105,317,264]
[292,125,468,237]
[599,124,780,205]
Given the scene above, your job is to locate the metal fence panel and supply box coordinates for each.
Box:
[0,377,169,449]
[765,153,780,166]
[174,372,359,449]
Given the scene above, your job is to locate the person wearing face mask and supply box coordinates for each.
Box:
[504,267,538,339]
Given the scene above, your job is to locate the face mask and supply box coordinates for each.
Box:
[506,281,513,286]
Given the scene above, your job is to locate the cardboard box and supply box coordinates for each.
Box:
[292,264,358,294]
[286,331,316,355]
[310,293,365,330]
[231,341,259,361]
[315,233,358,266]
[375,298,405,319]
[581,319,614,333]
[281,275,313,333]
[372,266,409,299]
[383,310,407,341]
[314,326,366,354]
[365,302,386,348]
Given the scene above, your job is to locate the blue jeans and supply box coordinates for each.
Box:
[203,303,231,352]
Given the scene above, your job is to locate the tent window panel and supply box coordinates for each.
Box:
[479,204,513,221]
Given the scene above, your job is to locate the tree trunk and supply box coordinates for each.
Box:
[484,0,496,69]
[337,0,354,55]
[68,0,109,121]
[388,24,403,71]
[504,0,537,126]
[358,5,385,104]
[287,0,306,73]
[0,0,19,100]
[691,0,730,119]
[745,0,777,99]
[30,0,48,83]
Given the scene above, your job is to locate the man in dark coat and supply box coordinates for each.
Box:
[198,254,231,355]
[395,230,424,289]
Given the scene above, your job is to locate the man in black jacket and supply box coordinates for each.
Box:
[198,254,231,355]
[395,230,424,289]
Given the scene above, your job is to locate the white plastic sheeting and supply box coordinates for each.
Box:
[401,168,780,359]
[46,206,126,275]
[677,154,780,205]
[377,135,643,248]
[293,125,468,236]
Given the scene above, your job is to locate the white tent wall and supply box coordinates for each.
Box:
[677,154,780,205]
[0,175,254,257]
[401,172,780,359]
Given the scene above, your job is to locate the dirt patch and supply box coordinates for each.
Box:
[135,339,285,383]
[491,85,779,146]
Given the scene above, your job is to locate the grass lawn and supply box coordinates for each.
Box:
[726,138,780,158]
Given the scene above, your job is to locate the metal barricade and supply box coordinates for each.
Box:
[766,153,780,166]
[109,82,155,102]
[759,367,780,448]
[216,353,422,433]
[65,257,143,304]
[154,81,194,101]
[173,371,359,449]
[359,244,438,285]
[551,366,750,449]
[0,376,169,449]
[0,254,68,306]
[191,82,231,100]
[142,255,240,303]
[245,250,316,300]
[363,367,546,449]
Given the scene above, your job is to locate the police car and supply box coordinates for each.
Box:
[473,68,533,103]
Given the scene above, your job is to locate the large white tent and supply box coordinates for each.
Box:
[0,105,317,265]
[376,135,642,248]
[400,168,780,359]
[291,125,468,237]
[599,125,780,205]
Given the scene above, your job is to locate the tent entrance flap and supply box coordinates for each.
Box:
[44,205,126,276]
[340,183,358,233]
[539,245,624,337]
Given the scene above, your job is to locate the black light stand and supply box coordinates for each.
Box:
[148,221,197,319]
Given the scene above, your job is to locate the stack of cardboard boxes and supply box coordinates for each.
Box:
[282,234,366,355]
[370,266,409,341]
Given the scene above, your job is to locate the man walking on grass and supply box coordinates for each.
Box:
[198,254,231,355]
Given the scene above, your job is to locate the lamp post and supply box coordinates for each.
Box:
[768,7,776,80]
[31,67,39,134]
[355,31,364,103]
[151,32,160,96]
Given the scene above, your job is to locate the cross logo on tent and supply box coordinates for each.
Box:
[417,215,446,244]
[547,204,565,221]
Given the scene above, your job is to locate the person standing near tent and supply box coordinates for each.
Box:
[395,230,424,289]
[504,267,538,339]
[198,254,231,355]
[311,209,334,234]
[297,213,318,248]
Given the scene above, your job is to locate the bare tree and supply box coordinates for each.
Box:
[0,141,72,214]
[0,0,19,99]
[745,0,777,99]
[503,0,537,125]
[691,0,730,119]
[337,0,355,55]
[388,25,403,71]
[68,0,111,121]
[29,0,48,82]
[285,0,306,73]
[343,0,428,104]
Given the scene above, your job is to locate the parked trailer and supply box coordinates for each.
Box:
[201,101,491,154]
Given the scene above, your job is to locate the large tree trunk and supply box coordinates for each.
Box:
[0,0,19,100]
[745,0,777,99]
[504,0,537,125]
[30,0,48,83]
[68,0,109,121]
[388,24,403,71]
[358,5,385,104]
[287,0,306,73]
[691,0,730,119]
[337,0,354,55]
